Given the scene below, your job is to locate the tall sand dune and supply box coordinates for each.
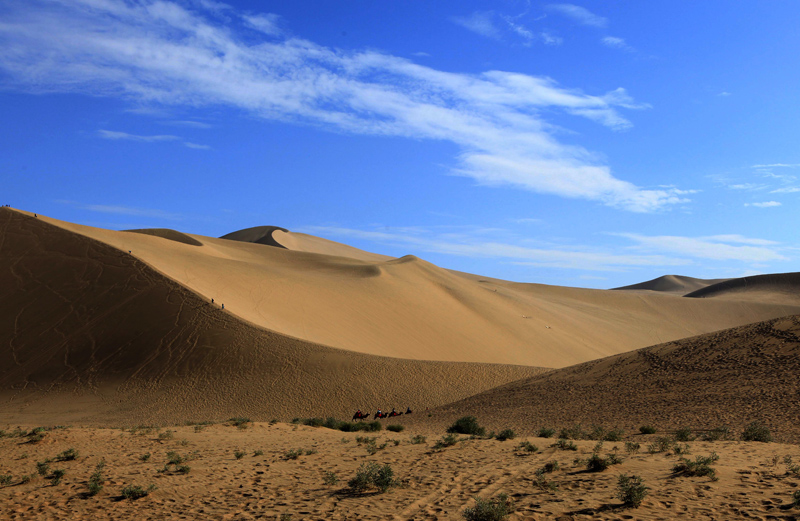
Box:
[11,210,800,369]
[685,272,800,305]
[413,313,800,443]
[0,208,545,426]
[613,274,728,295]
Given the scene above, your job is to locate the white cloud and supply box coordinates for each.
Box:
[80,204,183,220]
[97,130,179,142]
[752,163,800,168]
[452,11,501,39]
[164,120,213,129]
[601,36,633,52]
[183,141,211,150]
[616,233,787,262]
[243,13,281,36]
[770,187,800,193]
[0,0,678,211]
[744,201,781,208]
[718,91,732,97]
[540,32,563,46]
[546,4,607,28]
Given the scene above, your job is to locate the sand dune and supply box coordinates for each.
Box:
[613,274,728,295]
[124,228,203,247]
[9,210,800,369]
[685,272,800,305]
[413,313,800,443]
[0,209,543,426]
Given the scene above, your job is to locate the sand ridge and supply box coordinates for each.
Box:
[612,274,729,295]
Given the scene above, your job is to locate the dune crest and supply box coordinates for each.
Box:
[125,228,203,246]
[613,274,728,295]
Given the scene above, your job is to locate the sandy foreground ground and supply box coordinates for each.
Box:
[1,421,800,520]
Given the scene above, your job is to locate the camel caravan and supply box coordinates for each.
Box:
[352,407,412,421]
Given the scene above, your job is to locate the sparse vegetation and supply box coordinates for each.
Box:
[323,471,339,485]
[617,473,648,508]
[409,434,427,445]
[586,452,623,472]
[537,427,556,438]
[532,469,559,492]
[0,474,12,486]
[36,461,50,476]
[701,426,730,441]
[299,417,382,433]
[516,441,538,453]
[541,461,560,473]
[433,433,460,450]
[792,490,800,507]
[447,416,485,437]
[672,453,720,481]
[234,450,245,460]
[157,430,174,441]
[674,428,695,442]
[284,449,302,460]
[87,461,105,496]
[462,493,513,521]
[347,462,397,493]
[50,469,66,485]
[639,425,657,435]
[647,436,673,454]
[122,484,156,500]
[784,456,800,477]
[139,453,151,462]
[741,422,772,443]
[56,448,79,461]
[673,443,692,456]
[387,424,404,432]
[228,417,251,429]
[495,429,515,441]
[552,439,577,451]
[624,441,640,454]
[558,425,586,440]
[253,450,264,457]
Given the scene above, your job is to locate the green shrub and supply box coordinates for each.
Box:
[228,417,251,428]
[87,461,104,496]
[387,425,404,433]
[121,484,156,500]
[253,450,264,457]
[462,493,513,521]
[617,473,648,508]
[348,462,396,493]
[447,417,485,437]
[495,429,515,441]
[673,443,691,456]
[541,461,560,473]
[433,433,460,450]
[558,425,586,440]
[792,490,800,507]
[410,434,427,445]
[647,436,673,454]
[0,475,12,486]
[50,469,66,485]
[234,450,245,460]
[672,453,720,481]
[157,430,174,441]
[624,441,640,454]
[284,449,302,460]
[303,418,324,428]
[56,448,79,461]
[674,428,695,442]
[36,461,50,476]
[323,471,339,485]
[552,439,577,451]
[603,429,624,442]
[139,453,151,462]
[586,453,622,472]
[532,469,559,492]
[516,441,538,453]
[537,427,556,438]
[741,422,772,442]
[639,425,656,435]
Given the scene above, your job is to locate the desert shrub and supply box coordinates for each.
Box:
[410,434,427,445]
[701,426,730,441]
[122,484,156,500]
[323,471,339,485]
[56,448,79,461]
[617,473,648,508]
[516,441,538,453]
[647,436,673,454]
[0,475,12,486]
[447,417,485,437]
[674,428,695,442]
[387,425,404,433]
[284,449,302,460]
[139,453,151,462]
[234,450,245,460]
[672,453,720,481]
[228,417,251,429]
[537,427,555,438]
[462,493,513,521]
[87,461,105,496]
[303,418,324,428]
[673,443,691,456]
[558,425,586,440]
[433,433,460,450]
[175,465,190,474]
[305,449,318,455]
[166,451,185,465]
[50,469,66,485]
[552,439,577,451]
[624,441,640,454]
[27,429,46,443]
[532,469,559,492]
[604,429,624,442]
[542,461,560,473]
[495,429,515,441]
[783,456,800,476]
[348,462,396,493]
[157,430,174,441]
[639,425,656,435]
[355,435,376,445]
[586,453,622,472]
[587,426,607,440]
[36,461,50,476]
[253,450,264,457]
[741,422,772,442]
[793,490,800,507]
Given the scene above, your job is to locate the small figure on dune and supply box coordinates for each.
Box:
[211,298,214,304]
[221,303,225,310]
[406,407,412,414]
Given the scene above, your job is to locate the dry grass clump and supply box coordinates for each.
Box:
[462,493,513,521]
[347,462,397,493]
[617,473,648,508]
[672,453,720,481]
[741,422,772,443]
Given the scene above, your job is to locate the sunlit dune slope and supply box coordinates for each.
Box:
[613,274,729,295]
[12,209,800,368]
[0,209,544,426]
[685,272,800,305]
[411,314,800,443]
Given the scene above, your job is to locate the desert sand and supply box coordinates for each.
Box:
[3,206,800,519]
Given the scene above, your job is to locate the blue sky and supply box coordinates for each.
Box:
[1,0,798,288]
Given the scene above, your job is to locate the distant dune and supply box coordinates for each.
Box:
[414,313,800,443]
[220,225,288,248]
[125,228,203,246]
[685,272,800,305]
[613,274,729,295]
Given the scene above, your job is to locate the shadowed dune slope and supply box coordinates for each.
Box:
[13,210,800,368]
[219,225,288,248]
[410,314,800,443]
[0,209,545,426]
[613,274,729,295]
[685,272,800,305]
[125,228,203,246]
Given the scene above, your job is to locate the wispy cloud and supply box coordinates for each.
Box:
[601,36,634,52]
[452,11,501,39]
[183,142,211,150]
[80,204,183,220]
[97,130,179,142]
[163,120,213,129]
[242,13,282,36]
[744,201,781,208]
[616,233,786,262]
[0,0,680,211]
[546,4,607,28]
